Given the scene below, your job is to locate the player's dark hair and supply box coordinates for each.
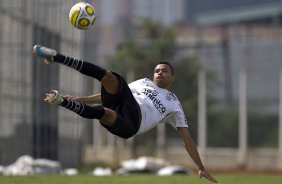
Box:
[157,61,174,75]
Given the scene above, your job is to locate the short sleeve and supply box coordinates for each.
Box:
[167,111,188,130]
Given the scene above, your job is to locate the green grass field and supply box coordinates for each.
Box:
[0,174,282,184]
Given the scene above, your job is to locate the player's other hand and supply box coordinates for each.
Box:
[199,169,218,183]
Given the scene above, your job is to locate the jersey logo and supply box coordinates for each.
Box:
[142,88,166,115]
[165,92,177,101]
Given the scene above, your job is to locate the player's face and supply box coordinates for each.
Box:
[153,64,175,89]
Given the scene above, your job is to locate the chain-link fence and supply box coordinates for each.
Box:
[0,0,102,166]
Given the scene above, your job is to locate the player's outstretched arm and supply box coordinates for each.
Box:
[177,127,218,183]
[63,93,102,104]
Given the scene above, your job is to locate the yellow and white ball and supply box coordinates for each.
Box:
[69,2,96,30]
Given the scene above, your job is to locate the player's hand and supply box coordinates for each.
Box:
[44,90,57,102]
[198,169,218,183]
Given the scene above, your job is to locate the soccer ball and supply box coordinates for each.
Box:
[69,2,97,30]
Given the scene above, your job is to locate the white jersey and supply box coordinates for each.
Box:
[128,78,188,135]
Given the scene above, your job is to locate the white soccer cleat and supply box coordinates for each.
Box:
[32,45,57,63]
[45,90,64,105]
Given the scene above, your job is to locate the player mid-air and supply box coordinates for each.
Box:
[32,44,217,183]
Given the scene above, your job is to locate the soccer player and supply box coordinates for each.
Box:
[32,45,217,183]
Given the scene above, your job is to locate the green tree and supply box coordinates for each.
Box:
[107,19,177,79]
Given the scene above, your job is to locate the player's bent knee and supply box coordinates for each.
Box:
[101,72,120,94]
[101,71,118,82]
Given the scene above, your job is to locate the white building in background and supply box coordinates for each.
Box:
[131,0,186,25]
[97,0,186,26]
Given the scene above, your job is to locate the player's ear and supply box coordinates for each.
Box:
[171,75,175,82]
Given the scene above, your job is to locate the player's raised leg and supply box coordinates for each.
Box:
[32,45,119,94]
